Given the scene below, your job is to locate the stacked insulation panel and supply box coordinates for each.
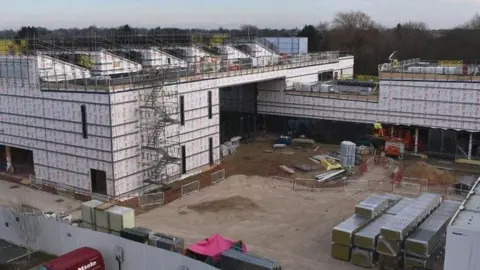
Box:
[220,249,282,270]
[377,193,442,269]
[404,200,461,269]
[351,197,413,268]
[331,194,397,261]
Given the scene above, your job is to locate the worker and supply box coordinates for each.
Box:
[373,120,384,137]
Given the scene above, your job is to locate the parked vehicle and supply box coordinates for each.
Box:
[39,247,105,270]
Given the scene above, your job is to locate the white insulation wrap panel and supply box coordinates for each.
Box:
[258,66,480,131]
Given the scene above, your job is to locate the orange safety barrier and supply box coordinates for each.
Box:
[391,165,404,184]
[375,156,389,168]
[359,163,368,175]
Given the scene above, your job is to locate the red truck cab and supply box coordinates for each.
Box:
[39,247,105,270]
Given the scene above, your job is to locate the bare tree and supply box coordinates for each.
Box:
[400,21,429,31]
[8,199,41,264]
[460,12,480,29]
[331,11,376,30]
[316,21,330,32]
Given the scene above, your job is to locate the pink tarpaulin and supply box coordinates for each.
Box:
[187,234,246,262]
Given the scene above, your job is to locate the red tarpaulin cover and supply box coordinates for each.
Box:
[187,234,246,262]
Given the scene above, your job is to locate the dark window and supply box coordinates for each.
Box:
[181,146,186,174]
[208,91,212,119]
[209,137,213,165]
[90,169,107,195]
[167,58,171,64]
[81,105,88,138]
[318,71,334,82]
[179,96,185,126]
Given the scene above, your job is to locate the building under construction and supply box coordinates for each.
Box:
[0,35,352,200]
[260,58,480,162]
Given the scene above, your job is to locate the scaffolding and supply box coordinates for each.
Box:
[139,69,181,185]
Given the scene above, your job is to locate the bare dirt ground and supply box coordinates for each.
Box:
[220,139,342,180]
[136,166,391,270]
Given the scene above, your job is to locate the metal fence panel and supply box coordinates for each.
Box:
[293,178,317,191]
[270,176,293,189]
[55,183,75,198]
[369,180,394,193]
[181,181,199,197]
[29,174,43,190]
[139,192,164,207]
[366,156,375,171]
[344,180,369,192]
[393,181,422,197]
[211,169,226,184]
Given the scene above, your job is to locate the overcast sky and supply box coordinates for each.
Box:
[1,0,479,30]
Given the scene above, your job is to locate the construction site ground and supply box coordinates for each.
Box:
[0,140,475,269]
[136,169,391,270]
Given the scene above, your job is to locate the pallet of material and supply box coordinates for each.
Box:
[354,196,405,250]
[351,247,377,268]
[380,193,442,241]
[355,214,395,250]
[376,235,404,256]
[404,236,446,270]
[332,214,369,246]
[355,194,390,219]
[220,249,283,270]
[384,197,415,215]
[378,253,404,270]
[331,242,352,261]
[405,200,461,258]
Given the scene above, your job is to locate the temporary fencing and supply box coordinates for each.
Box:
[344,180,370,192]
[55,183,75,199]
[211,169,226,184]
[138,191,165,208]
[181,180,200,197]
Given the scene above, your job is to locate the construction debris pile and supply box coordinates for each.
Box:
[356,145,373,165]
[221,136,242,157]
[404,161,456,185]
[331,193,461,269]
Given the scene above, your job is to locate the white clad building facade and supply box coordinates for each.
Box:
[0,46,349,199]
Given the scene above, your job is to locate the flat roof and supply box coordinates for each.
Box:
[449,177,480,231]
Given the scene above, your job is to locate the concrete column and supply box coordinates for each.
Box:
[468,133,473,160]
[5,146,12,172]
[414,128,419,153]
[390,126,395,137]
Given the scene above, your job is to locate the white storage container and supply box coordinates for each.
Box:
[302,82,320,92]
[94,202,115,232]
[107,205,135,234]
[81,199,104,225]
[340,141,356,167]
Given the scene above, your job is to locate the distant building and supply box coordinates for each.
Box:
[265,37,308,54]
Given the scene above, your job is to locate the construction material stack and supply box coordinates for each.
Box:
[149,232,185,253]
[355,145,372,165]
[377,192,442,269]
[404,200,461,270]
[351,196,413,268]
[332,192,460,269]
[339,141,356,167]
[85,202,135,235]
[220,249,282,270]
[331,194,395,261]
[80,199,104,230]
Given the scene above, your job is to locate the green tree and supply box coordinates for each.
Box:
[297,25,322,52]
